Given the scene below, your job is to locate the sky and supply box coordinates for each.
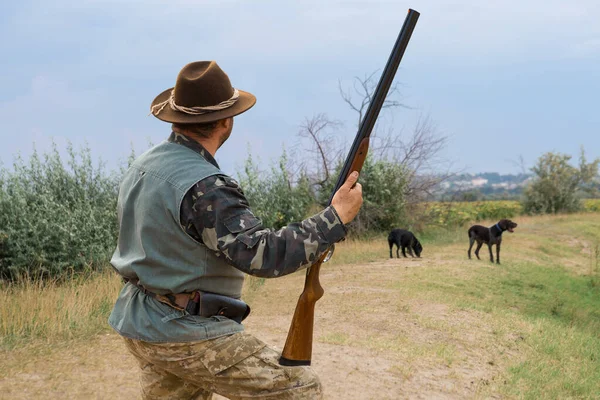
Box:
[1,0,599,176]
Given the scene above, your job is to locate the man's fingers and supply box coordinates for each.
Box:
[342,171,359,189]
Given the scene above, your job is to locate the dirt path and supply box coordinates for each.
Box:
[1,255,524,399]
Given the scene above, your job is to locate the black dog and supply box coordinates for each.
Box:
[467,219,518,264]
[388,229,423,258]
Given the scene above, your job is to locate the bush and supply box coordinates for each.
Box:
[9,140,598,281]
[240,153,412,234]
[522,151,599,214]
[317,156,410,234]
[0,143,119,279]
[583,199,600,213]
[239,151,315,230]
[352,156,410,233]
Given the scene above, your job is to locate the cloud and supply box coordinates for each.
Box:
[1,0,599,174]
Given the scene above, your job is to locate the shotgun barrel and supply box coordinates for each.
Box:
[328,8,421,204]
[279,8,420,367]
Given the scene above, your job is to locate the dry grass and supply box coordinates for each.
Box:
[1,213,600,399]
[0,270,123,347]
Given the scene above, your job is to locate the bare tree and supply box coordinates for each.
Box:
[397,116,451,201]
[338,72,451,201]
[296,113,342,189]
[508,154,528,175]
[338,71,410,129]
[286,71,454,232]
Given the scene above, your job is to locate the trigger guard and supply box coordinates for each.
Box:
[323,245,335,263]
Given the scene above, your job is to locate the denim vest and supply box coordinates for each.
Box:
[109,141,245,342]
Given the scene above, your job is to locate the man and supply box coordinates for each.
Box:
[109,61,363,399]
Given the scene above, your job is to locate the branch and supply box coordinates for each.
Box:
[297,114,341,188]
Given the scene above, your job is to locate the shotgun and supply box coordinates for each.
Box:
[279,8,420,366]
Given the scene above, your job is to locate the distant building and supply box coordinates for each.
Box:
[471,177,488,187]
[436,172,532,200]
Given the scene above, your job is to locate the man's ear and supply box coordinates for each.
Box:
[216,119,226,129]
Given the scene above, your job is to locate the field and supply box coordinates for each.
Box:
[422,199,600,226]
[1,213,600,399]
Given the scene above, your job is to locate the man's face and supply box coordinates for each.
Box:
[218,118,234,148]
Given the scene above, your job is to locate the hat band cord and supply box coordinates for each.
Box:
[150,89,240,116]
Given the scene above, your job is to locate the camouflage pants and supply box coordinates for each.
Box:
[122,332,323,399]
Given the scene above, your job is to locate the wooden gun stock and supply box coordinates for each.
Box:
[279,8,420,366]
[279,139,367,366]
[279,251,328,366]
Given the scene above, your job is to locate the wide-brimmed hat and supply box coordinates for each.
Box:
[150,61,256,124]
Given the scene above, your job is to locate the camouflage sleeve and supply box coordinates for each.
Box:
[181,175,347,278]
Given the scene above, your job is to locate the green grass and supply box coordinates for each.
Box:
[388,215,600,399]
[2,213,600,398]
[399,261,600,332]
[505,318,600,399]
[417,224,466,246]
[322,214,600,398]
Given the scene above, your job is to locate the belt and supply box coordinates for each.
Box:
[123,277,250,323]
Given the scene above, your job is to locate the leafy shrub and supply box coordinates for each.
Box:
[584,199,600,212]
[240,153,411,234]
[0,143,119,279]
[239,151,315,230]
[4,139,599,281]
[317,155,410,234]
[351,156,410,233]
[522,151,599,214]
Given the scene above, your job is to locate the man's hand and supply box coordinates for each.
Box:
[331,171,363,224]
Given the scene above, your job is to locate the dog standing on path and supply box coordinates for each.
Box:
[467,219,518,264]
[388,229,423,258]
